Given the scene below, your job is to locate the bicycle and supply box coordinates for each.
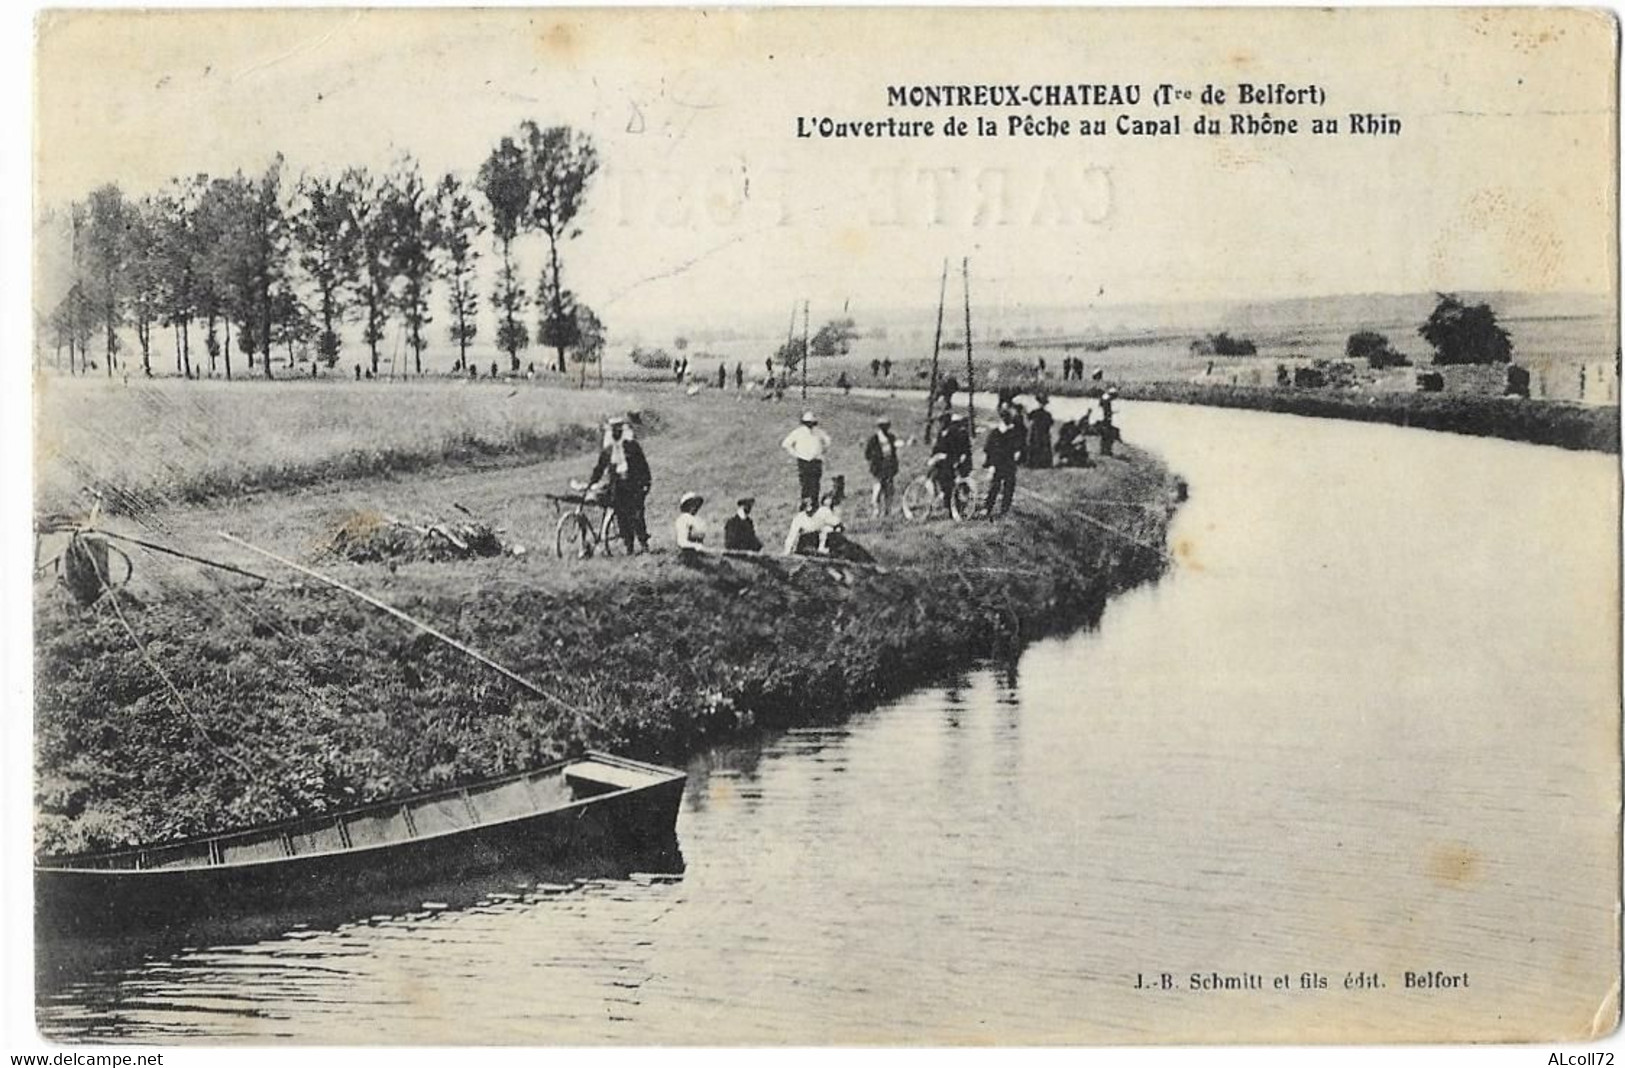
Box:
[546,481,621,559]
[901,454,977,522]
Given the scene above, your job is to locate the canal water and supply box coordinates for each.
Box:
[36,402,1620,1044]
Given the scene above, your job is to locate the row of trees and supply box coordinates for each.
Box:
[42,121,603,381]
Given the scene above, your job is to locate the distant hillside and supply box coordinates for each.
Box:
[648,290,1613,349]
[1218,291,1615,333]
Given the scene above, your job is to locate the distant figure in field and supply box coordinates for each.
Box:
[881,357,893,378]
[490,361,499,378]
[781,410,831,508]
[836,371,852,395]
[1037,356,1047,378]
[982,408,1023,519]
[735,362,744,390]
[724,496,763,553]
[864,416,902,518]
[587,415,653,554]
[1025,394,1054,468]
[354,364,361,381]
[718,363,728,390]
[674,492,713,558]
[870,358,881,378]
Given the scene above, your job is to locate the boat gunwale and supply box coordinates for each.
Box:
[35,750,684,875]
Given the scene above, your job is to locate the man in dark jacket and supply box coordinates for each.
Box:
[930,412,972,506]
[863,416,902,517]
[1026,393,1054,468]
[982,409,1023,518]
[724,496,763,552]
[588,416,652,552]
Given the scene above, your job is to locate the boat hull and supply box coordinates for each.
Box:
[37,759,685,939]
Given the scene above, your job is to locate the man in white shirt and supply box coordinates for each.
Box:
[780,411,832,508]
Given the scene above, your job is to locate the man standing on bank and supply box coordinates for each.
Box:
[588,415,652,553]
[864,416,902,518]
[781,410,832,508]
[983,408,1023,519]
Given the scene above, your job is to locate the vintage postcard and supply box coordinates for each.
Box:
[16,4,1621,1054]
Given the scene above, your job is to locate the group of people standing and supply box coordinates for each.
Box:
[581,390,1118,569]
[1059,358,1103,382]
[667,410,870,564]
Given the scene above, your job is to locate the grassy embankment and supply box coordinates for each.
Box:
[35,375,638,515]
[35,380,1180,855]
[1031,379,1621,454]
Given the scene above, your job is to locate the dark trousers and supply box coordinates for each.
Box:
[985,463,1017,517]
[796,458,823,506]
[613,485,648,551]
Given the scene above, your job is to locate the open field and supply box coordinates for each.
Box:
[34,384,1178,854]
[35,375,638,516]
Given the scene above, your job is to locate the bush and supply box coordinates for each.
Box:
[1194,332,1257,357]
[629,346,672,370]
[1420,294,1513,365]
[1347,331,1411,369]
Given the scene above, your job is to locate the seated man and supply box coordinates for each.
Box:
[1055,417,1092,467]
[723,496,763,552]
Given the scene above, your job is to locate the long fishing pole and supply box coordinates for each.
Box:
[962,257,976,438]
[93,528,268,586]
[801,299,810,401]
[925,259,948,442]
[218,532,604,729]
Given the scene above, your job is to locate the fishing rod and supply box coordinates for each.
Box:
[219,531,605,730]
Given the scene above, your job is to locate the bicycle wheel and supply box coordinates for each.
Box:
[600,509,621,556]
[900,476,936,521]
[555,513,593,559]
[950,479,975,521]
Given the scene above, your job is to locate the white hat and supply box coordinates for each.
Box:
[679,491,704,509]
[801,411,818,423]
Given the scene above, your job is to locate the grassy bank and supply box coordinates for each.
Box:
[35,376,640,515]
[34,388,1179,855]
[1090,381,1619,453]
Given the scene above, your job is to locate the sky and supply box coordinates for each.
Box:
[33,7,1618,337]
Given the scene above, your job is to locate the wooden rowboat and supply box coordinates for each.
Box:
[35,752,686,937]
